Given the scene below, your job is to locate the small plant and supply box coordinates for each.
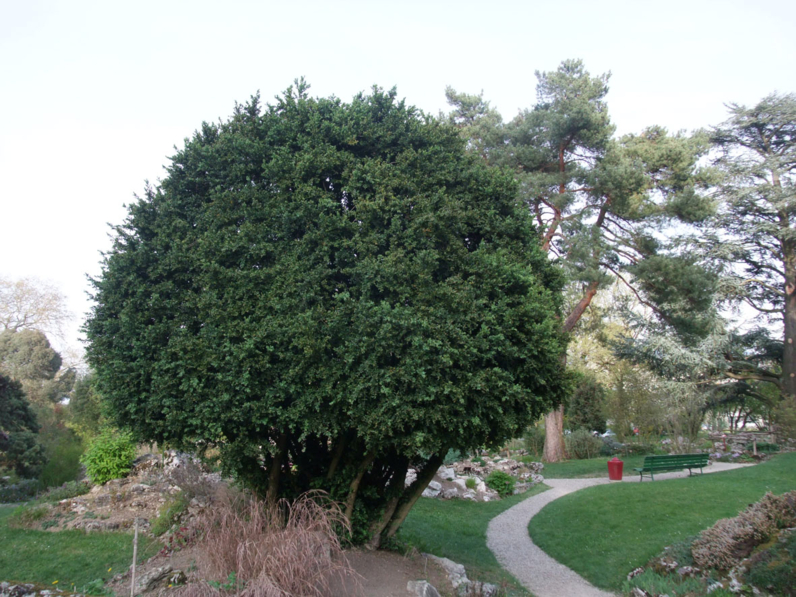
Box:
[472,456,486,466]
[151,492,189,536]
[748,442,780,453]
[83,511,97,519]
[80,429,136,485]
[465,477,477,490]
[8,504,49,527]
[485,470,515,498]
[208,572,241,591]
[78,579,115,597]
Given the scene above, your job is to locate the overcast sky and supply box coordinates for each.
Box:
[1,0,794,356]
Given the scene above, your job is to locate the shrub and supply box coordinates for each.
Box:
[567,373,607,434]
[623,442,656,456]
[485,471,516,498]
[524,426,546,458]
[465,477,477,490]
[443,449,464,466]
[0,478,39,502]
[152,492,190,536]
[746,530,796,596]
[37,479,92,503]
[692,491,796,569]
[565,428,602,460]
[80,429,136,485]
[173,490,357,597]
[748,442,780,453]
[600,438,623,456]
[37,426,84,488]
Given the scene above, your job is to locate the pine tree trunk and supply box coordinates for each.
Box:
[543,404,566,462]
[782,236,796,399]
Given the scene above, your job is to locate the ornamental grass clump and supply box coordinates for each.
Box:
[691,491,796,570]
[174,490,358,597]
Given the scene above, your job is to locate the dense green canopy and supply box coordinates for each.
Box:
[85,82,568,543]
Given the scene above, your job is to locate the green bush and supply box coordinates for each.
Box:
[465,477,477,490]
[524,426,546,458]
[565,428,602,460]
[80,429,136,485]
[485,470,516,498]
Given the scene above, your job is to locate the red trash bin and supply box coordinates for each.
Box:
[607,457,624,481]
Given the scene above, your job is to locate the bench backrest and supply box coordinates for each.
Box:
[642,453,709,468]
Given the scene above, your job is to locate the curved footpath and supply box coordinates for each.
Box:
[486,462,752,597]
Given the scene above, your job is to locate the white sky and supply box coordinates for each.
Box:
[1,0,794,356]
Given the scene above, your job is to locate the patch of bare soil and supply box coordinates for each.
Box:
[333,550,454,597]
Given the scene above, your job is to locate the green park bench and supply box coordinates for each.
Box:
[633,453,710,481]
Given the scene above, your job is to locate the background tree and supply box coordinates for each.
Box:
[85,83,569,545]
[447,59,715,460]
[566,371,607,434]
[0,373,46,478]
[0,277,72,342]
[707,93,796,434]
[0,329,75,408]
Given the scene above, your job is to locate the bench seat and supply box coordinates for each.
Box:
[633,453,710,481]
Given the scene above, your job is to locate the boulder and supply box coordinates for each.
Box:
[134,565,173,595]
[407,580,441,597]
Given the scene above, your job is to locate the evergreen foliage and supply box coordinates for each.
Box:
[567,372,607,433]
[85,82,568,544]
[0,373,46,478]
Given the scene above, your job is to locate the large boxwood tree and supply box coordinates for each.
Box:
[85,82,568,545]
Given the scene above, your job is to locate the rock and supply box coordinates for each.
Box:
[630,588,652,597]
[440,488,459,500]
[424,554,468,588]
[437,466,456,480]
[452,478,468,490]
[407,580,441,597]
[134,564,173,595]
[457,581,499,596]
[676,565,699,577]
[422,482,441,498]
[462,490,477,501]
[627,567,644,580]
[128,483,150,494]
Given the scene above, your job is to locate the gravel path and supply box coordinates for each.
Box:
[486,462,753,597]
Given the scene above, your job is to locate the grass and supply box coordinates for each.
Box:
[533,454,647,478]
[397,485,548,595]
[528,452,796,591]
[0,505,159,590]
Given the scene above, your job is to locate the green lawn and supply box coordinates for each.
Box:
[528,452,796,591]
[398,485,548,595]
[0,506,160,592]
[537,454,648,478]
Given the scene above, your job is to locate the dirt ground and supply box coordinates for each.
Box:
[106,545,453,597]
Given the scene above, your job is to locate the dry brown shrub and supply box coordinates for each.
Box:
[175,489,359,597]
[692,491,796,570]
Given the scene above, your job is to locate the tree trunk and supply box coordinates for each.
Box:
[344,450,376,522]
[543,404,566,462]
[782,236,796,399]
[366,458,409,549]
[383,453,445,540]
[266,432,288,505]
